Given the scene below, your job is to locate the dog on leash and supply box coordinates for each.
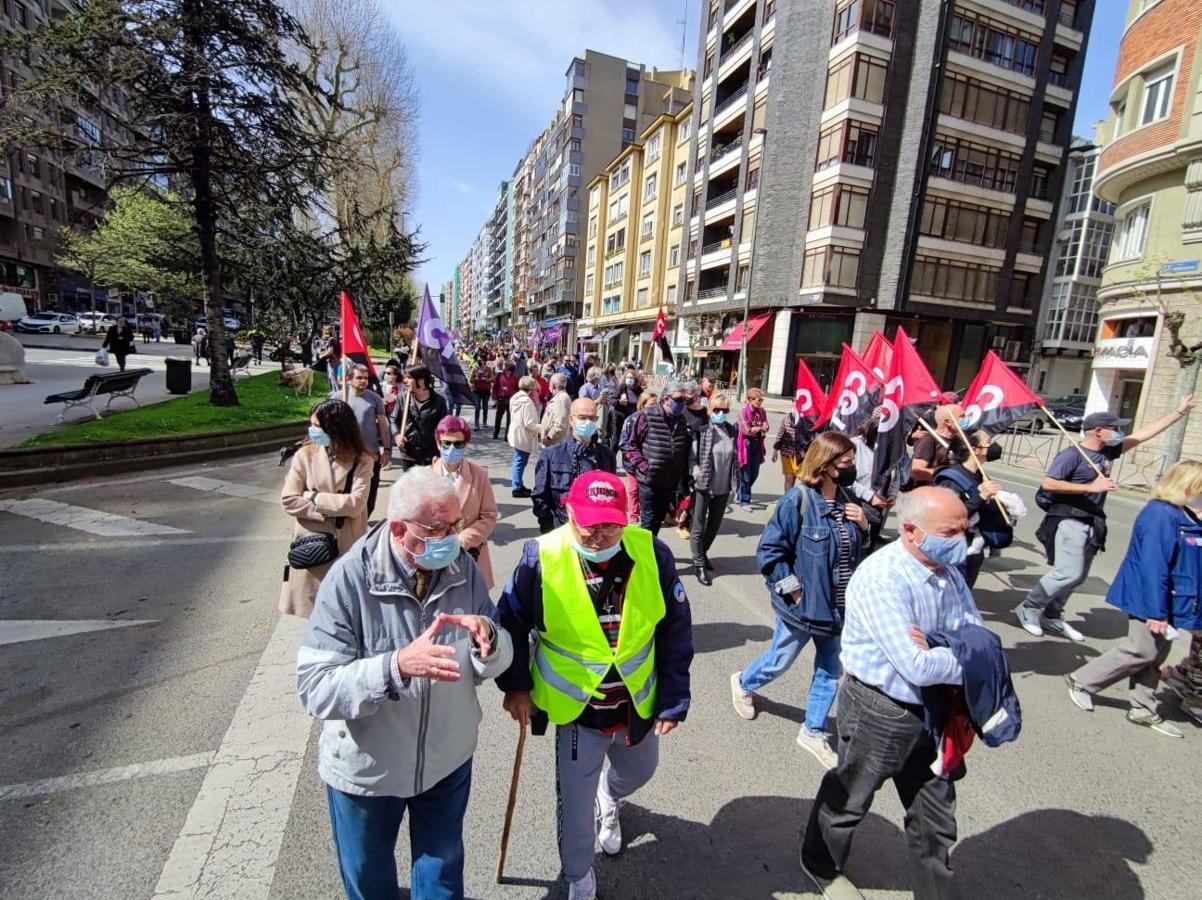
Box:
[279,364,314,397]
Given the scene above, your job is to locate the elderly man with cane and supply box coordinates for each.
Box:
[297,466,513,899]
[496,471,693,900]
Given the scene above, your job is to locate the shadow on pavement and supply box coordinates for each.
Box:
[991,638,1099,677]
[691,621,773,654]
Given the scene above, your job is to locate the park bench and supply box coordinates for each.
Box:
[230,351,251,379]
[43,367,154,422]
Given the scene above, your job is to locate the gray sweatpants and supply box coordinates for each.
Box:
[555,723,659,882]
[1073,617,1173,713]
[1022,518,1097,620]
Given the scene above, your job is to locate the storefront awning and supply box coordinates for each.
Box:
[599,326,627,343]
[719,312,772,350]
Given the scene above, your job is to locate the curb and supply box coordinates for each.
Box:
[0,421,307,489]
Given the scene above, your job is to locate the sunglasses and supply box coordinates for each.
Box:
[712,407,730,413]
[440,440,467,449]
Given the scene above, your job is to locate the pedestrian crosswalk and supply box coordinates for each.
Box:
[167,475,279,504]
[0,498,189,536]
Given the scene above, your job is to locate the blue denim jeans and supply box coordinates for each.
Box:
[511,448,531,490]
[740,617,842,735]
[738,445,763,504]
[326,758,472,900]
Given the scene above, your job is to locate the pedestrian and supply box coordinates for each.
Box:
[250,331,265,364]
[1162,634,1202,725]
[849,413,892,551]
[1066,459,1202,738]
[772,406,812,492]
[934,430,1009,588]
[678,380,709,536]
[492,360,518,440]
[609,368,640,456]
[469,358,494,431]
[621,391,657,521]
[536,363,554,404]
[139,318,152,344]
[541,373,573,448]
[698,375,715,404]
[153,319,162,343]
[579,366,604,403]
[621,379,693,536]
[297,467,513,898]
[192,326,208,366]
[736,388,769,511]
[731,433,869,769]
[690,393,739,585]
[380,362,403,440]
[532,397,617,534]
[103,316,135,372]
[393,364,449,472]
[907,403,963,487]
[278,399,375,617]
[507,375,542,498]
[801,486,981,900]
[430,416,500,591]
[497,471,693,900]
[1015,397,1195,642]
[344,364,392,518]
[556,354,581,399]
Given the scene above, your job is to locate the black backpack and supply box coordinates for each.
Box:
[938,467,1013,549]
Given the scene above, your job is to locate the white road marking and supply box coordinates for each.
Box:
[167,476,278,504]
[0,618,157,647]
[0,535,286,554]
[0,752,214,801]
[154,614,312,899]
[26,457,271,496]
[0,498,189,536]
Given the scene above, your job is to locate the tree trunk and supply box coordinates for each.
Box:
[1164,354,1201,468]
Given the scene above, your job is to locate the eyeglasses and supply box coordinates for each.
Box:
[574,415,599,422]
[408,517,464,538]
[574,522,623,538]
[439,440,467,449]
[711,407,730,413]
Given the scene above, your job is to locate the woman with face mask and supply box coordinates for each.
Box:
[736,388,770,511]
[608,368,642,454]
[934,429,1010,587]
[279,399,376,617]
[690,394,740,585]
[731,433,869,770]
[430,416,500,589]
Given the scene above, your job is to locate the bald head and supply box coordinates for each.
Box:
[934,404,965,434]
[571,397,597,420]
[898,486,969,569]
[570,397,598,441]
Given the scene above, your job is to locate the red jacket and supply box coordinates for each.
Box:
[493,371,518,400]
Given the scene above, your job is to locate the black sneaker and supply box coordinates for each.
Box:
[512,487,531,498]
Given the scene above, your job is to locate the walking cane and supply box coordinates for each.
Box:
[495,720,527,884]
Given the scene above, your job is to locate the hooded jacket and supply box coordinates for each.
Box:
[296,522,513,798]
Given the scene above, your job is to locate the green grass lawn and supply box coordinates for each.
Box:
[21,370,329,449]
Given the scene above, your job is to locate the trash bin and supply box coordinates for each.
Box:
[165,357,192,394]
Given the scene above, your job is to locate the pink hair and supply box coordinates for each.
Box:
[435,415,473,444]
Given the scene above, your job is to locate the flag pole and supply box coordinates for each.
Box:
[949,417,1011,525]
[1042,405,1106,478]
[917,417,949,449]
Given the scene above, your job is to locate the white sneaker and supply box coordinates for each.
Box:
[797,729,838,770]
[1043,617,1085,642]
[1014,604,1044,637]
[595,785,622,856]
[1127,708,1184,738]
[731,672,757,719]
[568,868,597,900]
[1065,675,1094,712]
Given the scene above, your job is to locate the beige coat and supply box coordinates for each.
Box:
[507,390,542,453]
[541,390,572,447]
[278,444,375,617]
[431,456,500,590]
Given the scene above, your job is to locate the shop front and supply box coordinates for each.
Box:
[1086,312,1156,424]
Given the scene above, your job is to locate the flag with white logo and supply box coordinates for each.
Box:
[871,327,942,491]
[416,284,476,407]
[961,351,1043,435]
[814,343,879,434]
[793,356,827,421]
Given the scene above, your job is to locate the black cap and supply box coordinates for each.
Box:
[1081,411,1130,432]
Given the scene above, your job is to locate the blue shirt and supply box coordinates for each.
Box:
[840,539,984,704]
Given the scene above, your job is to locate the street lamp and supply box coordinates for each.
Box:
[735,126,768,401]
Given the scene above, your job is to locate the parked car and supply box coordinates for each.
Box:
[77,311,120,332]
[194,314,240,330]
[16,312,82,334]
[1009,392,1087,433]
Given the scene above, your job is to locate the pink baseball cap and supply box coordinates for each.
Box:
[565,472,628,527]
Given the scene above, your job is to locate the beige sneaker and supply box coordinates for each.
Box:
[730,672,756,720]
[568,868,596,900]
[800,858,864,900]
[1127,708,1184,738]
[797,729,838,770]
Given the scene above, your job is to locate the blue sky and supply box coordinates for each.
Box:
[387,2,1126,292]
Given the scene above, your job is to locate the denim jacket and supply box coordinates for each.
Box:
[756,484,864,634]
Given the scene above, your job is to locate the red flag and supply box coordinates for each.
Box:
[872,327,943,488]
[815,343,879,432]
[340,290,379,387]
[962,351,1043,435]
[861,330,893,383]
[652,306,674,367]
[793,357,827,420]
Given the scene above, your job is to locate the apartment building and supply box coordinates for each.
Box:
[679,0,1094,395]
[580,101,694,368]
[512,51,693,348]
[1090,0,1202,468]
[1031,136,1114,398]
[485,180,512,331]
[1,0,119,313]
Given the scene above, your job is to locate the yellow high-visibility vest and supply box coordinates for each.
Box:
[531,525,664,725]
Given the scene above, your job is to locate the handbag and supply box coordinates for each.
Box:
[287,465,355,570]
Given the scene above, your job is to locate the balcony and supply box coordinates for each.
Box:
[705,188,738,210]
[710,134,743,166]
[697,285,730,300]
[719,30,753,66]
[701,239,733,256]
[714,84,748,118]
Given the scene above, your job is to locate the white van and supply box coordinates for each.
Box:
[0,293,30,328]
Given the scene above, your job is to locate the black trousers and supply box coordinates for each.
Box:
[803,677,958,900]
[689,491,729,565]
[366,459,382,518]
[114,351,128,372]
[492,397,510,439]
[474,391,491,429]
[637,482,674,536]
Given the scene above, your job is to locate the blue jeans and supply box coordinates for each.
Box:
[511,448,531,490]
[740,618,842,735]
[327,759,472,900]
[738,446,763,504]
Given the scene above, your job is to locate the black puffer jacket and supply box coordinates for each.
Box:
[394,391,448,466]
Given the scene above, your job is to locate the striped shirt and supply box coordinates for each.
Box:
[840,539,984,705]
[577,549,633,732]
[821,497,855,613]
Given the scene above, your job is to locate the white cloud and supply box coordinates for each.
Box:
[389,0,694,113]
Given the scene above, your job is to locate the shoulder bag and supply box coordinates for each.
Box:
[287,465,356,570]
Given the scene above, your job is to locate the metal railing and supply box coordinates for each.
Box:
[720,31,754,64]
[705,188,738,210]
[714,85,748,118]
[1000,426,1167,490]
[700,239,732,255]
[710,133,744,165]
[697,284,730,300]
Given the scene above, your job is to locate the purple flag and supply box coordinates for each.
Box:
[416,285,475,407]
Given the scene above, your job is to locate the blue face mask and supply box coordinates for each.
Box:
[1105,430,1125,447]
[712,411,728,424]
[308,425,331,447]
[440,446,466,465]
[916,527,968,568]
[573,541,622,564]
[413,533,461,570]
[668,397,687,416]
[574,420,599,440]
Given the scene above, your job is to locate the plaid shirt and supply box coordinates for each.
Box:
[840,539,983,704]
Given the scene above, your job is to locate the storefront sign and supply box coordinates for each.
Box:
[1093,337,1153,370]
[0,283,39,301]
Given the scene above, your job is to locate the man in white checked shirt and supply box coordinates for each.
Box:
[801,487,982,900]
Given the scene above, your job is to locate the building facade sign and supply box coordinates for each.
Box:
[1092,336,1154,369]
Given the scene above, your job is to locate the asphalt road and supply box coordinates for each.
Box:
[0,433,1199,899]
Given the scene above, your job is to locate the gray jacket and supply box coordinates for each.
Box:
[296,521,513,798]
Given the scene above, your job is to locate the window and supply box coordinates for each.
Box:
[26,154,40,178]
[605,227,626,255]
[824,53,889,108]
[14,3,29,28]
[667,283,678,303]
[610,171,620,191]
[1112,201,1150,263]
[644,173,657,201]
[0,177,11,201]
[676,161,687,185]
[947,11,1039,77]
[637,287,650,308]
[679,119,691,143]
[619,161,631,185]
[929,134,1021,192]
[809,183,871,230]
[1112,99,1127,141]
[911,256,998,302]
[831,0,896,44]
[746,165,760,190]
[30,190,42,214]
[1040,110,1060,144]
[815,120,879,170]
[587,246,596,266]
[572,88,584,104]
[802,246,861,290]
[1043,282,1099,344]
[938,72,1030,135]
[670,244,681,266]
[1141,66,1174,125]
[32,226,44,241]
[603,294,622,315]
[585,274,595,293]
[639,250,652,277]
[647,133,661,161]
[571,138,582,153]
[76,115,101,146]
[673,203,684,225]
[589,216,598,238]
[641,212,654,238]
[919,196,1008,248]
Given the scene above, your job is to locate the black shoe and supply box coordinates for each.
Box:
[512,487,531,498]
[704,557,715,570]
[696,566,713,586]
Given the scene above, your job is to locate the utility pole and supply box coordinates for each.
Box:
[735,126,767,401]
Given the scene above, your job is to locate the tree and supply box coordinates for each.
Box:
[0,0,338,405]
